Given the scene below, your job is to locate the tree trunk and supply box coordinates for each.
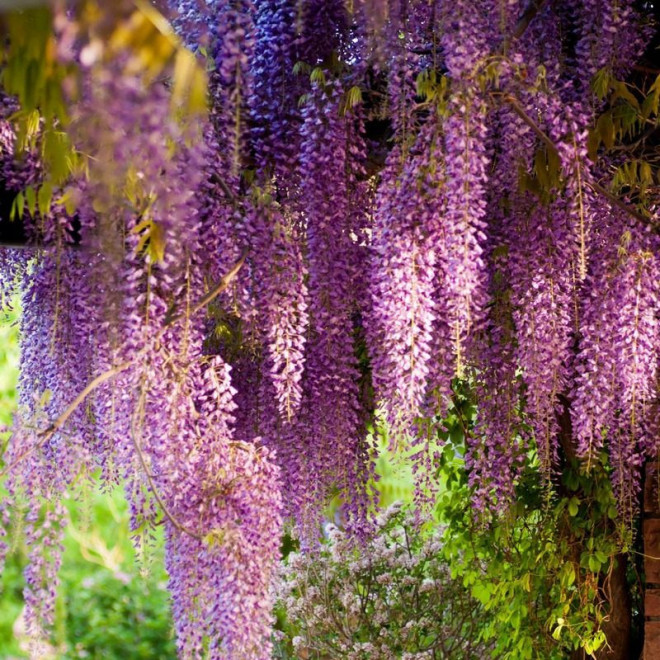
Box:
[595,552,631,660]
[557,397,633,659]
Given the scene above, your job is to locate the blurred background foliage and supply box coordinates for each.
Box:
[0,306,176,659]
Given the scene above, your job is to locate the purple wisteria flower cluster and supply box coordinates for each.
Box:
[0,0,658,657]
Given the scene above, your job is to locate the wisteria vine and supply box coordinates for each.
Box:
[0,0,659,657]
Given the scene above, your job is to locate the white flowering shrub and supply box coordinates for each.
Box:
[273,504,490,659]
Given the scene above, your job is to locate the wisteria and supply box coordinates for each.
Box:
[1,0,659,657]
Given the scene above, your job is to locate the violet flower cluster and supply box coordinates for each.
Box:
[1,0,659,656]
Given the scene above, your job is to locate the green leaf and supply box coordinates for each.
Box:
[591,68,611,99]
[595,550,609,564]
[310,67,326,85]
[568,497,579,517]
[640,160,653,186]
[587,129,600,161]
[43,129,73,185]
[561,563,575,588]
[591,630,606,652]
[588,555,601,573]
[552,622,564,641]
[345,85,362,109]
[611,80,640,110]
[10,191,24,221]
[39,389,53,407]
[597,113,615,150]
[25,185,37,217]
[38,181,53,216]
[292,60,311,76]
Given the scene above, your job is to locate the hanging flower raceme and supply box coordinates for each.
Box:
[296,80,370,531]
[298,0,348,66]
[1,1,660,657]
[1,46,284,655]
[465,106,535,513]
[250,0,300,175]
[367,121,444,435]
[7,250,95,650]
[570,214,660,523]
[438,0,494,375]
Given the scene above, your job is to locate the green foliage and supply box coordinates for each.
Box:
[0,487,176,659]
[1,7,71,125]
[587,69,660,208]
[518,144,562,203]
[62,558,176,659]
[368,411,415,508]
[315,384,631,659]
[416,69,450,110]
[435,384,631,659]
[0,303,19,431]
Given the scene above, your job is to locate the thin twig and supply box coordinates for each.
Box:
[130,387,203,540]
[585,180,651,225]
[0,251,247,479]
[210,172,238,207]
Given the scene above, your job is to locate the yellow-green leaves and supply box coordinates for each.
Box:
[597,112,615,150]
[2,7,69,121]
[25,186,37,217]
[170,49,207,114]
[518,145,562,202]
[591,68,611,100]
[588,70,660,166]
[1,5,77,199]
[9,191,23,221]
[338,85,363,116]
[12,108,41,153]
[132,217,166,264]
[559,563,576,589]
[56,189,77,216]
[642,73,660,120]
[108,0,207,115]
[292,60,311,76]
[611,159,656,202]
[43,129,75,185]
[416,69,450,113]
[37,180,53,217]
[310,66,326,85]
